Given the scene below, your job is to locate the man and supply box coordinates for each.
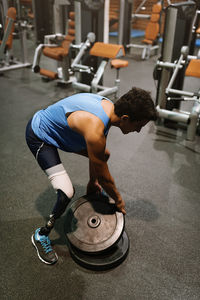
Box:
[25,87,157,265]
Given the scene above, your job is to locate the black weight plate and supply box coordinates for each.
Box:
[68,231,130,271]
[64,194,124,253]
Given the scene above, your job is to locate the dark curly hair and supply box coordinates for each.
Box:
[114,87,157,121]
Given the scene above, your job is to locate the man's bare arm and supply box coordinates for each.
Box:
[67,111,126,214]
[85,131,126,214]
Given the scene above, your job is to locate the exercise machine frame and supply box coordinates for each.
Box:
[156,46,200,141]
[71,32,128,98]
[0,4,31,73]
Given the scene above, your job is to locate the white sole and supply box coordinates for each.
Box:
[31,234,58,265]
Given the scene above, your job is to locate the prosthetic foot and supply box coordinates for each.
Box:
[32,189,73,264]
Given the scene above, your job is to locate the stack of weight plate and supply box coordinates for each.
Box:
[64,193,129,271]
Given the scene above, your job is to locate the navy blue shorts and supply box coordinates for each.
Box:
[25,119,61,171]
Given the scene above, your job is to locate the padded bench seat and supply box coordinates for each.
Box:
[110,59,129,69]
[90,42,125,59]
[185,59,200,78]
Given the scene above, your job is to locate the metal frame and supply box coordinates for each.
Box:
[71,32,121,98]
[126,0,161,59]
[32,33,73,83]
[104,0,110,43]
[0,4,31,73]
[191,9,200,34]
[156,46,200,141]
[126,43,159,60]
[0,16,13,60]
[53,0,70,34]
[0,0,8,29]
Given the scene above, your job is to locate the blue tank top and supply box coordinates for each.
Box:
[31,93,111,152]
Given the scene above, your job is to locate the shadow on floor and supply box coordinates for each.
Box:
[34,184,86,246]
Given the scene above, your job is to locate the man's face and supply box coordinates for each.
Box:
[120,116,149,134]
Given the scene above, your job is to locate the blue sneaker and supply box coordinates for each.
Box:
[31,228,58,265]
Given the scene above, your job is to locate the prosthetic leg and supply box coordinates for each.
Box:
[39,163,75,236]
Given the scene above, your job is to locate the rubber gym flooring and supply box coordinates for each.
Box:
[0,37,200,300]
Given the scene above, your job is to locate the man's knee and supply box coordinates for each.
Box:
[45,164,74,198]
[45,163,75,219]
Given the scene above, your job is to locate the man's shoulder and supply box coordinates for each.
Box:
[67,110,104,136]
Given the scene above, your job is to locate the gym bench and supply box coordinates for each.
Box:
[127,3,162,60]
[0,7,30,72]
[71,35,128,98]
[32,12,75,83]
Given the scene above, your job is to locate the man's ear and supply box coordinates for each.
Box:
[121,115,130,121]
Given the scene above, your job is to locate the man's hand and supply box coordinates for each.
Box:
[87,180,102,195]
[115,199,126,215]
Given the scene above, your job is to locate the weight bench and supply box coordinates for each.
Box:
[127,3,162,60]
[185,59,200,78]
[72,40,128,98]
[0,7,31,72]
[32,12,75,83]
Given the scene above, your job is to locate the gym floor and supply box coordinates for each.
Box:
[1,37,200,300]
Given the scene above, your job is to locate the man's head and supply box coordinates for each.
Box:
[114,87,157,122]
[114,87,157,134]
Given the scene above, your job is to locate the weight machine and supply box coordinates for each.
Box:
[31,0,107,85]
[126,1,162,60]
[32,10,75,83]
[70,32,128,98]
[155,1,199,141]
[32,0,127,92]
[0,3,31,73]
[156,46,200,141]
